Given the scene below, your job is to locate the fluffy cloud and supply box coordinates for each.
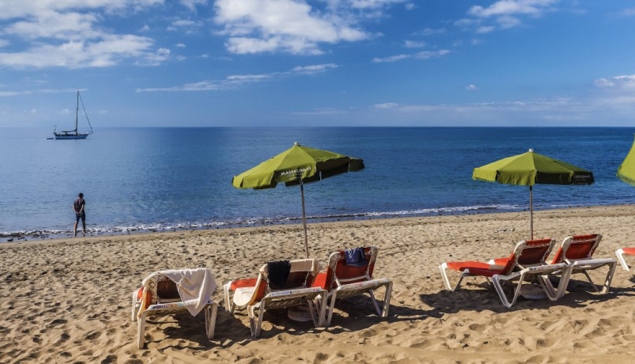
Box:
[595,74,635,90]
[0,0,190,69]
[214,0,404,55]
[461,0,558,33]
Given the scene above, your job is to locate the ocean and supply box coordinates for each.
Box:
[2,127,635,241]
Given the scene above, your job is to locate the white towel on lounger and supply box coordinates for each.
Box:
[145,268,217,317]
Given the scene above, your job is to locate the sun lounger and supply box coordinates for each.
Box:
[615,247,635,271]
[440,238,572,307]
[223,258,326,338]
[491,234,617,294]
[311,246,393,326]
[550,234,617,294]
[131,267,218,349]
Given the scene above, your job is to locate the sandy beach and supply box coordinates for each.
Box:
[2,205,635,363]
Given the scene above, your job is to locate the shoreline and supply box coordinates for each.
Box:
[3,203,635,363]
[2,202,630,244]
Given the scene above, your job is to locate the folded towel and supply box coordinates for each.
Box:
[345,247,368,267]
[267,260,291,289]
[141,268,216,317]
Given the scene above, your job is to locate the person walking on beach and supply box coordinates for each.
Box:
[73,193,86,237]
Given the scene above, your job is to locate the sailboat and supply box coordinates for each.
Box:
[52,91,94,140]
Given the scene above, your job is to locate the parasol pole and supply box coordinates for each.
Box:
[529,185,534,240]
[299,175,309,258]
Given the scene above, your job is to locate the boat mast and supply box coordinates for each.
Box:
[75,91,79,134]
[75,91,79,133]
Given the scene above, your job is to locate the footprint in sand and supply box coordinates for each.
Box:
[50,318,67,326]
[100,355,117,364]
[85,331,102,340]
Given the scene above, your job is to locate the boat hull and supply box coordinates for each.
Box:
[53,133,89,140]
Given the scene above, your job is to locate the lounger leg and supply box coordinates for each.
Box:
[492,274,525,308]
[223,283,235,313]
[381,281,393,318]
[368,290,382,316]
[205,303,218,339]
[439,263,455,291]
[616,249,631,271]
[131,291,139,322]
[307,301,318,327]
[253,303,266,338]
[600,262,617,294]
[137,311,147,349]
[326,292,337,327]
[317,294,327,327]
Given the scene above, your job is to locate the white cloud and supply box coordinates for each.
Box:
[0,1,170,69]
[372,54,410,63]
[466,84,478,91]
[0,35,155,68]
[373,102,399,109]
[136,63,338,92]
[176,43,186,47]
[0,0,162,20]
[404,40,425,48]
[468,0,558,18]
[372,49,449,63]
[292,63,338,74]
[476,26,495,33]
[621,7,635,16]
[415,49,450,59]
[346,0,406,9]
[180,0,207,11]
[496,15,522,28]
[420,28,446,36]
[214,0,404,55]
[168,19,204,32]
[405,3,416,11]
[462,0,558,33]
[0,39,9,48]
[594,74,635,90]
[135,47,171,66]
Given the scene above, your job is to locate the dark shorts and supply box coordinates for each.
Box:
[76,212,85,222]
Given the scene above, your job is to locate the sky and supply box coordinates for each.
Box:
[1,0,635,128]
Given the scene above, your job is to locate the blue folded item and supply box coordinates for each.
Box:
[344,247,368,267]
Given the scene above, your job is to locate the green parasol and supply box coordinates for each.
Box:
[617,135,635,187]
[232,142,365,257]
[473,149,594,239]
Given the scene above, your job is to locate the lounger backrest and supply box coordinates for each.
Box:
[515,238,556,268]
[140,273,184,309]
[251,259,320,304]
[551,234,602,264]
[322,246,378,290]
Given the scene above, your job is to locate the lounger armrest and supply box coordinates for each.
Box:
[571,258,616,268]
[266,287,325,298]
[335,278,391,292]
[147,298,214,312]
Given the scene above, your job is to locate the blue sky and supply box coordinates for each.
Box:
[1,0,635,127]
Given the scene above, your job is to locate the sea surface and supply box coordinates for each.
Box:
[2,127,635,241]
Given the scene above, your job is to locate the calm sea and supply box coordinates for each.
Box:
[2,127,635,241]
